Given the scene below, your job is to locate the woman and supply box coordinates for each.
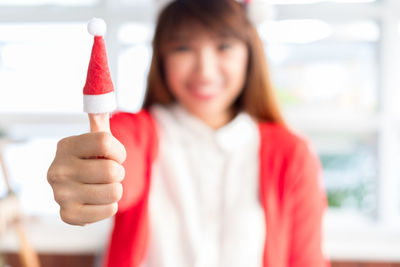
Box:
[47,0,329,266]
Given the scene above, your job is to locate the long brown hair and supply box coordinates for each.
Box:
[143,0,284,124]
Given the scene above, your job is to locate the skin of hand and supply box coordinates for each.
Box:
[47,131,126,226]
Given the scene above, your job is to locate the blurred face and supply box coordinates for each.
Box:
[164,27,248,129]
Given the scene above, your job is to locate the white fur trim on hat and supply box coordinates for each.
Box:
[83,91,117,114]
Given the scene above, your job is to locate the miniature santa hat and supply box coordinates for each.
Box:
[83,18,117,114]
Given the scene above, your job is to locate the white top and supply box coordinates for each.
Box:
[144,104,266,267]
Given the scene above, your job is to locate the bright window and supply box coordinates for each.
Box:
[263,20,378,114]
[261,19,381,215]
[1,139,60,215]
[117,23,153,112]
[0,23,91,113]
[271,0,376,3]
[0,0,98,6]
[0,0,399,227]
[312,131,378,214]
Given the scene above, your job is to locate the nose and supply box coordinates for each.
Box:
[194,46,218,82]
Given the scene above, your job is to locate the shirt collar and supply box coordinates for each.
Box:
[171,104,259,153]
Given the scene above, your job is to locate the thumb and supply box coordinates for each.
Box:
[89,113,110,133]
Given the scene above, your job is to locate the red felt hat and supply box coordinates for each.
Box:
[83,18,117,114]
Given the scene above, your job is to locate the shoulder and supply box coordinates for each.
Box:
[258,122,313,158]
[259,122,323,192]
[111,109,154,130]
[258,122,321,181]
[111,109,155,137]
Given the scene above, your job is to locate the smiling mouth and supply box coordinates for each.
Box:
[188,86,221,100]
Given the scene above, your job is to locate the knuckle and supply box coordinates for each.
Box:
[47,165,57,185]
[47,164,65,185]
[108,183,123,203]
[118,141,127,163]
[107,162,125,182]
[56,137,70,152]
[119,165,126,181]
[106,203,118,217]
[60,208,79,225]
[53,188,71,206]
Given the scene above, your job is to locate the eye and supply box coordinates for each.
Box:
[173,44,191,52]
[218,42,232,51]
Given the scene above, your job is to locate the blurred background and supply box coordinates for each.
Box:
[0,0,400,266]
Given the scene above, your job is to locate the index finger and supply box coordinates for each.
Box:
[61,132,126,164]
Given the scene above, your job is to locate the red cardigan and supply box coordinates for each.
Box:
[105,110,329,267]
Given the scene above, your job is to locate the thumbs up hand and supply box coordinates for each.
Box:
[47,131,126,226]
[47,18,125,226]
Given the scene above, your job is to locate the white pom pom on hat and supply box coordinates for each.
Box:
[87,17,107,36]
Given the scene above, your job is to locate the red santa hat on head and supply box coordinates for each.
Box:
[83,17,117,114]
